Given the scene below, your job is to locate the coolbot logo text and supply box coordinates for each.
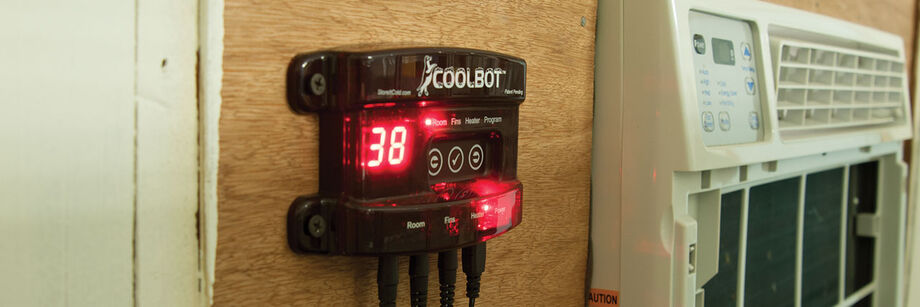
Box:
[416,55,507,97]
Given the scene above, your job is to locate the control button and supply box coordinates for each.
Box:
[448,146,464,173]
[428,148,443,176]
[741,43,752,61]
[702,112,715,132]
[468,144,484,171]
[749,112,760,129]
[693,34,706,54]
[744,77,756,95]
[719,112,732,131]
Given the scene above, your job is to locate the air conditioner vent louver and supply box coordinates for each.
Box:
[773,41,906,134]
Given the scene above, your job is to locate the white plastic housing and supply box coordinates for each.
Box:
[590,1,912,306]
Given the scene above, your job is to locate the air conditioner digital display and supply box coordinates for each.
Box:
[711,37,736,65]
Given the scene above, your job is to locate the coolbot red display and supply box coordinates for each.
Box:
[286,48,526,255]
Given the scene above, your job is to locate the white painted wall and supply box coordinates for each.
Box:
[199,0,224,304]
[0,1,201,306]
[0,0,136,305]
[135,0,200,306]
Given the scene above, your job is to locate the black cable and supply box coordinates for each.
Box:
[438,250,458,307]
[409,254,429,307]
[461,243,486,307]
[377,255,399,307]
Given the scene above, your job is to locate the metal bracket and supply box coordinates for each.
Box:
[286,52,336,113]
[287,195,337,254]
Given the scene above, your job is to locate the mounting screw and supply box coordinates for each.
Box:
[581,16,587,27]
[309,73,326,96]
[307,215,326,238]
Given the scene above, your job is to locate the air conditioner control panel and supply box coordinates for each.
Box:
[690,11,764,146]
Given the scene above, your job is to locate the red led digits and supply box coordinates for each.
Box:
[364,124,411,170]
[367,127,387,167]
[388,126,407,165]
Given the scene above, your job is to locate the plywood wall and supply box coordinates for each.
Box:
[215,0,917,306]
[215,0,597,305]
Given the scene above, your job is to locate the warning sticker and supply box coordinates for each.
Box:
[588,288,619,307]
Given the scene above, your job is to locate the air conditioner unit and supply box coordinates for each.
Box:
[589,1,912,306]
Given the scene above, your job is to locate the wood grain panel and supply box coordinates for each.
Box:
[217,0,597,305]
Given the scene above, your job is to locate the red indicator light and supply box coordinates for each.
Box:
[472,189,518,232]
[420,110,449,131]
[469,179,515,197]
[446,219,460,236]
[363,102,397,109]
[423,117,447,128]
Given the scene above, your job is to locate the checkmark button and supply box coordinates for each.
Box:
[447,146,464,173]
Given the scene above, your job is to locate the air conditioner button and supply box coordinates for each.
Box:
[745,77,756,95]
[749,112,760,129]
[693,34,706,54]
[741,43,752,61]
[702,112,715,132]
[719,112,731,131]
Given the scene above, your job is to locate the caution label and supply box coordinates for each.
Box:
[588,288,619,307]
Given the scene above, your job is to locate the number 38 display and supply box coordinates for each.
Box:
[365,125,409,169]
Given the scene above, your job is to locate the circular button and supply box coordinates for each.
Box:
[428,148,443,176]
[693,34,706,55]
[702,111,715,132]
[741,43,752,61]
[719,112,732,131]
[447,146,464,173]
[744,76,756,95]
[468,144,484,171]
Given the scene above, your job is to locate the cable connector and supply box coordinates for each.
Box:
[438,250,458,307]
[377,256,399,307]
[409,254,429,307]
[462,243,486,307]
